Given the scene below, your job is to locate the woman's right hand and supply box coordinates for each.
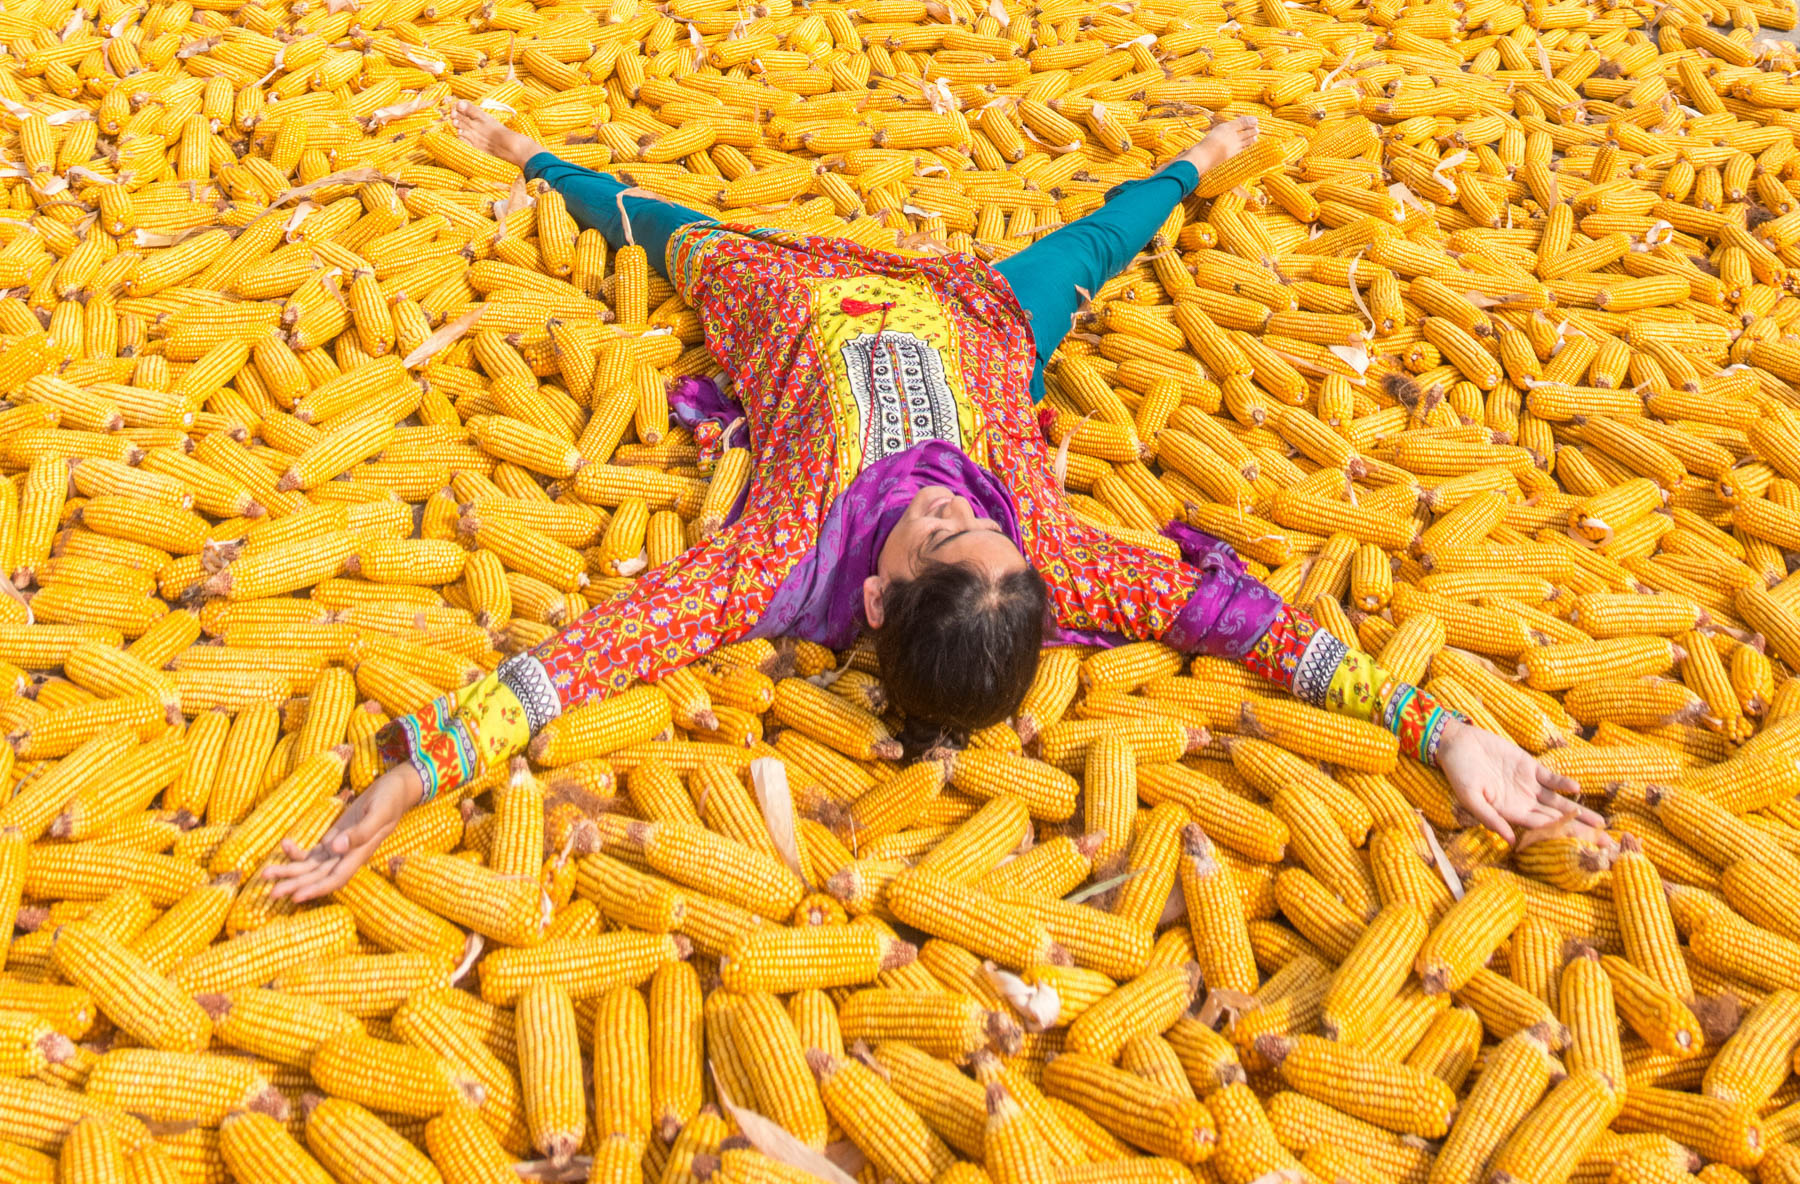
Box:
[263,762,424,902]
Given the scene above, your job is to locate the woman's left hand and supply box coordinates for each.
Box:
[1434,718,1609,845]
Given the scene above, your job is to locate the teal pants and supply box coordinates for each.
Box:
[524,153,1200,402]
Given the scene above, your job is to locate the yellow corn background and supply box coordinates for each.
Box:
[0,0,1797,1177]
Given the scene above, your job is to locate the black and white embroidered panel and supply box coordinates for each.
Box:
[1291,630,1349,709]
[498,654,562,733]
[840,330,962,464]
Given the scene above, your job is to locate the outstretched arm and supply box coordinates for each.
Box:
[267,519,758,901]
[1054,518,1599,843]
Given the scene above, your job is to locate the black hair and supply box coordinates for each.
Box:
[873,560,1049,757]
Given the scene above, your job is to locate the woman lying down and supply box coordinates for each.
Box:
[267,107,1605,903]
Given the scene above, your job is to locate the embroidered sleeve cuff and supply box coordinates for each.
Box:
[1240,604,1344,703]
[374,659,555,803]
[1376,679,1463,768]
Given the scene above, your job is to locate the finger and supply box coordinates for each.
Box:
[279,859,343,903]
[1575,806,1608,830]
[1534,765,1582,797]
[1518,805,1566,829]
[291,855,362,904]
[1535,787,1579,814]
[262,862,313,884]
[262,849,325,881]
[1464,795,1515,844]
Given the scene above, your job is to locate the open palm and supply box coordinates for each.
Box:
[1435,719,1605,845]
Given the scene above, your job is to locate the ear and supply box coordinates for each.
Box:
[863,574,887,628]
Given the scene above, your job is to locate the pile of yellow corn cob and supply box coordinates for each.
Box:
[7,0,1800,1178]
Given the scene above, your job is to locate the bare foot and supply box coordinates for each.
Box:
[1176,115,1260,177]
[449,100,545,169]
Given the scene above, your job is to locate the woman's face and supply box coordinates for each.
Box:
[864,484,1027,627]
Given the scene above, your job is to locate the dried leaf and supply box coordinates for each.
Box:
[923,78,958,115]
[1416,813,1465,901]
[283,201,317,241]
[270,167,385,208]
[450,933,482,985]
[982,963,1060,1031]
[1157,880,1186,928]
[133,225,216,248]
[403,304,486,369]
[1065,868,1135,903]
[751,756,808,888]
[1387,180,1428,217]
[713,1074,858,1184]
[1328,343,1370,375]
[362,96,434,131]
[1194,988,1259,1028]
[1050,410,1094,492]
[823,1143,868,1178]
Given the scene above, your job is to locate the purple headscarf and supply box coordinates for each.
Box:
[671,375,1272,658]
[746,441,1024,650]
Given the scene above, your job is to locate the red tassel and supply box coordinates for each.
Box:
[839,298,894,316]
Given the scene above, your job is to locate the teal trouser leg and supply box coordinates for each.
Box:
[992,161,1199,401]
[524,152,712,280]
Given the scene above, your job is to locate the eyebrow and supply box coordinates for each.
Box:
[924,528,970,557]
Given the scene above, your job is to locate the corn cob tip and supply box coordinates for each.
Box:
[984,1009,1023,1056]
[880,938,918,972]
[544,1134,582,1166]
[1252,1034,1294,1066]
[38,1031,73,1066]
[823,868,856,903]
[195,993,231,1021]
[1692,992,1744,1047]
[690,1153,722,1182]
[1517,1020,1569,1053]
[249,1086,291,1121]
[14,906,47,932]
[1072,831,1105,858]
[1179,822,1217,868]
[982,1080,1009,1115]
[804,1047,838,1080]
